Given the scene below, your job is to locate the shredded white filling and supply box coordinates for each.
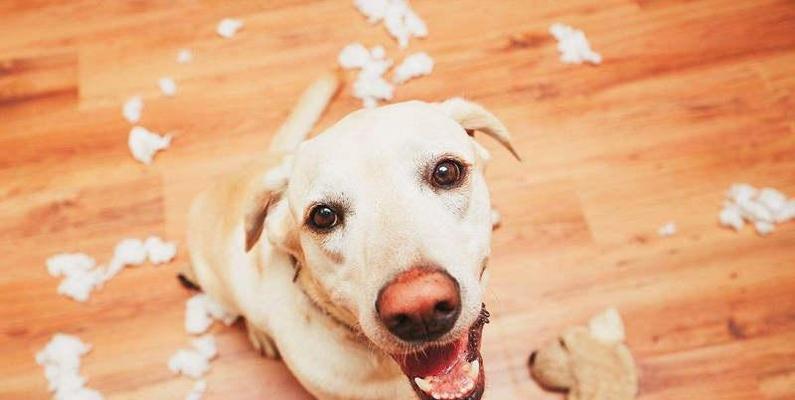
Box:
[159,77,177,97]
[169,335,218,380]
[392,52,434,84]
[144,236,178,265]
[128,126,171,165]
[217,18,244,39]
[354,0,427,48]
[185,294,238,335]
[177,49,193,64]
[338,43,395,108]
[719,183,795,236]
[36,334,104,400]
[185,379,207,400]
[47,236,177,302]
[657,221,677,237]
[549,23,602,65]
[122,96,143,124]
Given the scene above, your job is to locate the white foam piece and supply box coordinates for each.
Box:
[185,379,207,400]
[177,49,193,64]
[757,187,788,214]
[158,77,177,97]
[737,198,773,223]
[727,183,758,203]
[549,23,602,65]
[392,52,433,84]
[354,0,427,48]
[36,334,103,400]
[57,268,105,302]
[128,126,171,165]
[47,254,95,277]
[185,294,238,335]
[354,0,388,23]
[657,221,677,237]
[217,18,243,38]
[755,221,775,236]
[588,307,625,344]
[338,42,371,69]
[339,43,395,108]
[144,236,178,265]
[168,349,210,379]
[719,183,794,235]
[191,335,218,360]
[49,236,177,301]
[719,204,745,231]
[122,96,143,124]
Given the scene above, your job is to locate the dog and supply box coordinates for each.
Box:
[184,71,518,400]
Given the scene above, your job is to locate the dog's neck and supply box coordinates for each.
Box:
[292,258,362,335]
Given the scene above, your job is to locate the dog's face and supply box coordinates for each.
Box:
[260,99,516,400]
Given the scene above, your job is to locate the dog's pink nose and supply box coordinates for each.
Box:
[376,268,461,342]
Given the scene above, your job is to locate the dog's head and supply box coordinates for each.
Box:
[247,99,517,400]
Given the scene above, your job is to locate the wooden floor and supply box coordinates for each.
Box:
[2,0,795,399]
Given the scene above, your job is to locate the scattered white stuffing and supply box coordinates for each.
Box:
[588,307,625,344]
[490,209,502,228]
[657,221,677,238]
[719,183,795,236]
[48,237,177,301]
[216,18,243,39]
[185,379,207,400]
[128,126,172,165]
[392,52,433,84]
[168,349,211,379]
[144,236,178,265]
[177,49,193,64]
[169,335,219,380]
[47,254,95,278]
[754,221,775,236]
[757,188,788,215]
[102,238,147,282]
[36,334,103,400]
[122,96,143,124]
[185,294,238,335]
[158,77,177,97]
[354,0,427,48]
[719,203,744,231]
[338,43,372,69]
[549,23,602,65]
[57,268,106,303]
[354,0,389,23]
[338,43,394,108]
[191,335,218,360]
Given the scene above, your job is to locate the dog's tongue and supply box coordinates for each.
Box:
[397,338,466,377]
[392,336,480,399]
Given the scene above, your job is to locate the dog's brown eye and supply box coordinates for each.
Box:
[309,205,338,230]
[431,159,463,188]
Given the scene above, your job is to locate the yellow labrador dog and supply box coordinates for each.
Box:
[185,72,518,400]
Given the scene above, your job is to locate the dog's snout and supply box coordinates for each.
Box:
[376,268,461,342]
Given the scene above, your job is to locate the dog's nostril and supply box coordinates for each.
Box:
[434,300,456,315]
[389,313,410,328]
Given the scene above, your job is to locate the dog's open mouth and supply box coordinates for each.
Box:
[390,306,489,400]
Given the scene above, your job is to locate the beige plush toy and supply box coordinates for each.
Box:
[528,308,638,400]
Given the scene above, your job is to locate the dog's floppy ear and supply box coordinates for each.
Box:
[243,156,293,252]
[437,98,521,161]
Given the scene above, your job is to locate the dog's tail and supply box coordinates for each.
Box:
[267,70,343,154]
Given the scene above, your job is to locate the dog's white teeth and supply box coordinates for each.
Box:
[467,359,480,379]
[414,377,433,394]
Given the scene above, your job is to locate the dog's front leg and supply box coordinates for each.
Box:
[246,319,281,359]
